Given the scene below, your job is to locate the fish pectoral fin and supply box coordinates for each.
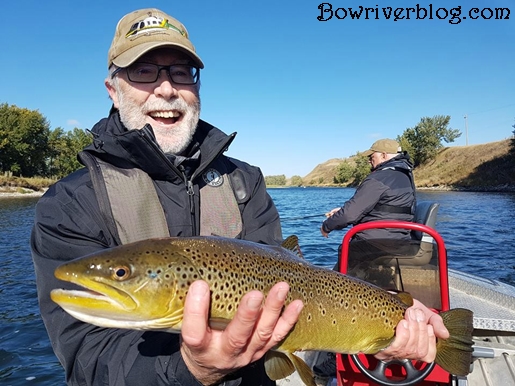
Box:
[265,351,315,386]
[208,317,231,330]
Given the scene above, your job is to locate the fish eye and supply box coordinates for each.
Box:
[112,266,131,280]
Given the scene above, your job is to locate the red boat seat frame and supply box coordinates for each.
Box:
[336,220,451,385]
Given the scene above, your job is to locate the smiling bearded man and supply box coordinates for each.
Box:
[107,48,202,155]
[30,7,297,386]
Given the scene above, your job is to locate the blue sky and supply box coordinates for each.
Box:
[2,0,514,177]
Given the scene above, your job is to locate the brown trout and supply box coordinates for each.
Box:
[51,236,474,386]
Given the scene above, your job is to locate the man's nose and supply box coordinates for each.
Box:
[154,71,179,99]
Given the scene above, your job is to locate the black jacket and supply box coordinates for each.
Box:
[322,153,416,239]
[31,112,282,385]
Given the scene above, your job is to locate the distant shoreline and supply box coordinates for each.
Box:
[269,184,515,193]
[0,189,46,199]
[1,184,514,200]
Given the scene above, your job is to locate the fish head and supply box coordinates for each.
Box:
[50,239,200,331]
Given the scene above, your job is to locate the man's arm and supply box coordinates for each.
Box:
[322,178,386,236]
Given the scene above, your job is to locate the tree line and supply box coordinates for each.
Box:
[265,115,463,187]
[2,104,512,185]
[0,103,92,178]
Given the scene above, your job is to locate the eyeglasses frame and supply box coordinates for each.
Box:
[111,63,200,85]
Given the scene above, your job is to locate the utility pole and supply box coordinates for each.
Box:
[464,114,468,146]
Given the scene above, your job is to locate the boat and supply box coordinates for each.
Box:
[278,201,515,386]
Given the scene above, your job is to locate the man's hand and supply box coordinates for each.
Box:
[321,207,340,237]
[375,299,449,363]
[180,281,303,385]
[325,208,340,218]
[320,225,330,238]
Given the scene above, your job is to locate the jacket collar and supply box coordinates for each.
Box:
[373,153,414,172]
[83,111,235,182]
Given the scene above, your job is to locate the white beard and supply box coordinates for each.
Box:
[117,89,200,155]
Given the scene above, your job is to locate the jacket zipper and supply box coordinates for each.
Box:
[137,127,198,230]
[138,126,184,178]
[138,127,237,234]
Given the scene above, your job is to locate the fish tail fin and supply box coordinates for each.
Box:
[435,308,474,376]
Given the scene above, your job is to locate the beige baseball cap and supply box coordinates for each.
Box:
[362,139,401,156]
[107,8,204,69]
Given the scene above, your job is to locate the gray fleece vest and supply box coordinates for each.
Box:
[80,152,242,244]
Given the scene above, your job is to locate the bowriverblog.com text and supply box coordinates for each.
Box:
[317,3,511,24]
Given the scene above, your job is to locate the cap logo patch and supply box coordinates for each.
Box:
[125,16,186,39]
[203,169,223,187]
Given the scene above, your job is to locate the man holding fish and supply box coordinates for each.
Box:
[31,8,454,386]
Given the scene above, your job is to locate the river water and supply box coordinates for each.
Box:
[1,188,514,385]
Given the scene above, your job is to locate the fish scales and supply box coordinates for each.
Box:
[174,237,405,354]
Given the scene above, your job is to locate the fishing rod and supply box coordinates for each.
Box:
[281,213,327,221]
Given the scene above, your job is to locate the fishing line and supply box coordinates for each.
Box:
[281,213,326,221]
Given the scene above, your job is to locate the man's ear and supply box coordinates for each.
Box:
[105,79,120,109]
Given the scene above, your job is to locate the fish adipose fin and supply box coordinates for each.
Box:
[281,235,304,259]
[435,308,474,376]
[265,351,315,386]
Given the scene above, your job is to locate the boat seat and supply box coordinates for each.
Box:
[381,201,440,266]
[345,202,443,307]
[346,201,440,269]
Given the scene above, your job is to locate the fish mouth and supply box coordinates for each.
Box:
[51,266,138,317]
[50,263,184,330]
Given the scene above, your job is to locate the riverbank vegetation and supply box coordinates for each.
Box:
[292,138,515,192]
[0,103,91,179]
[266,118,515,192]
[0,175,55,194]
[2,102,514,193]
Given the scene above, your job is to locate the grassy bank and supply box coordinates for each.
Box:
[302,139,515,192]
[0,176,55,195]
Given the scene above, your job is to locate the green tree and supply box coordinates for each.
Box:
[0,103,50,176]
[350,153,371,185]
[48,127,92,178]
[334,161,353,184]
[400,115,461,167]
[290,175,303,186]
[265,174,287,186]
[397,136,414,159]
